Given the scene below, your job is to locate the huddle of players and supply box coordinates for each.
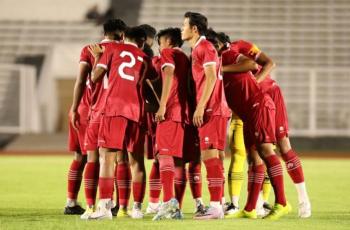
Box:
[64,11,311,221]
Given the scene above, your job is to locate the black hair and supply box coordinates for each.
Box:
[103,19,127,34]
[157,27,184,48]
[184,12,208,35]
[125,26,147,47]
[103,18,127,40]
[205,28,218,47]
[216,32,231,44]
[139,24,157,38]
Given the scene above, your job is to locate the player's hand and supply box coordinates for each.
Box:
[155,106,166,122]
[71,111,80,131]
[88,44,105,58]
[193,106,205,127]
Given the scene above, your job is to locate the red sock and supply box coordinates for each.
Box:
[264,155,286,206]
[203,158,223,202]
[159,155,175,202]
[149,161,161,203]
[133,182,146,203]
[281,149,304,184]
[67,159,85,200]
[83,162,99,206]
[188,161,202,199]
[174,166,187,208]
[247,164,253,192]
[220,160,225,201]
[244,164,264,211]
[99,177,114,199]
[117,162,131,207]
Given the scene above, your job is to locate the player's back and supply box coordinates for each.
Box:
[221,48,262,121]
[103,43,147,122]
[91,41,119,113]
[230,40,275,91]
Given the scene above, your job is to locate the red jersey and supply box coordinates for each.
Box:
[230,40,275,91]
[221,48,263,121]
[97,42,147,122]
[160,47,190,123]
[152,55,162,78]
[191,36,230,118]
[77,46,93,117]
[81,40,120,117]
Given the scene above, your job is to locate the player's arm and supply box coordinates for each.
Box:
[155,65,174,122]
[88,44,107,83]
[70,61,91,130]
[222,56,258,73]
[193,64,217,127]
[254,51,275,83]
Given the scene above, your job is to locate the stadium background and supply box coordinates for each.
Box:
[0,0,349,229]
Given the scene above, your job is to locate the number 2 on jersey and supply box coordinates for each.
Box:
[118,51,143,81]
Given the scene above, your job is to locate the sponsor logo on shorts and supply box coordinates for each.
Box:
[254,132,259,137]
[279,126,284,133]
[204,137,210,143]
[161,148,169,152]
[252,103,260,108]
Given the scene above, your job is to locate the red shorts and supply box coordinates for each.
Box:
[183,125,201,163]
[198,115,228,151]
[84,111,102,151]
[155,120,184,158]
[68,113,88,154]
[266,85,289,140]
[98,116,143,152]
[244,95,276,149]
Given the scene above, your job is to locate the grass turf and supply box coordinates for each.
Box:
[0,156,349,230]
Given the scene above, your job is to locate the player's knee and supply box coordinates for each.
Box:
[73,152,83,161]
[87,150,99,162]
[258,143,275,159]
[278,137,292,154]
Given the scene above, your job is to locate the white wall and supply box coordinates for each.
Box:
[0,0,109,21]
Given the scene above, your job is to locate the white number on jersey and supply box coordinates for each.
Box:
[118,51,141,81]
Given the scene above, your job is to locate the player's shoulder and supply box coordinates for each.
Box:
[198,38,215,50]
[100,40,119,48]
[234,39,253,49]
[221,48,239,64]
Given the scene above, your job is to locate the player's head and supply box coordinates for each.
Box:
[124,26,147,49]
[103,18,127,41]
[216,32,231,51]
[139,24,157,47]
[182,12,208,41]
[157,27,183,51]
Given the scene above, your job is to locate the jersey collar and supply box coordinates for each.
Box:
[194,36,206,48]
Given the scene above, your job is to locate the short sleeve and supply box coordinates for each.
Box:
[160,48,175,70]
[199,42,218,68]
[237,40,261,60]
[96,49,112,70]
[79,46,91,66]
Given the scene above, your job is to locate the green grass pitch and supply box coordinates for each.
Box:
[0,155,349,230]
